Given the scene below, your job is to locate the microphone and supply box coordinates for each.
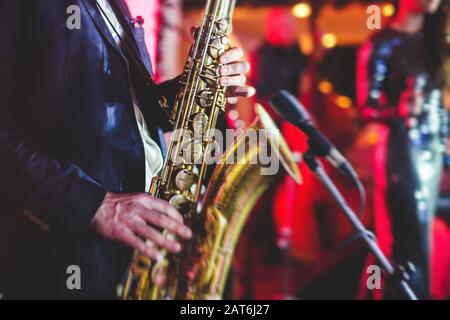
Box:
[269,90,358,179]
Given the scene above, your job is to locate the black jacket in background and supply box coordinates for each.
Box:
[0,0,178,299]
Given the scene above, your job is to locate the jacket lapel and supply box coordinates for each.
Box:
[80,0,153,79]
[114,0,154,75]
[79,0,124,58]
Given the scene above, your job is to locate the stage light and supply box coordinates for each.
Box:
[292,3,312,19]
[318,80,333,94]
[321,33,337,49]
[335,96,352,109]
[382,3,396,17]
[367,131,380,145]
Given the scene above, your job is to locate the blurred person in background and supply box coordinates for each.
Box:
[357,0,449,299]
[250,7,308,101]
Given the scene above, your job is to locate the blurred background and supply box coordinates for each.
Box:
[126,0,450,299]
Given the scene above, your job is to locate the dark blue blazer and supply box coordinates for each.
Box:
[0,0,178,299]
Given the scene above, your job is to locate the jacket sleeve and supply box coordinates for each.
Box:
[0,1,106,239]
[356,38,398,121]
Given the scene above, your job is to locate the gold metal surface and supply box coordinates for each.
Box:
[121,0,301,300]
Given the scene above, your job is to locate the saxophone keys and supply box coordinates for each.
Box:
[209,38,225,59]
[169,194,188,210]
[190,183,206,196]
[181,139,203,164]
[151,259,168,287]
[220,35,230,46]
[192,113,209,134]
[158,96,170,111]
[215,19,229,32]
[175,169,196,191]
[196,91,213,108]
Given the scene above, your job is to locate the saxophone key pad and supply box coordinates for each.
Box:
[192,113,209,134]
[169,194,188,210]
[175,169,196,191]
[209,38,225,59]
[215,19,228,32]
[197,90,213,108]
[181,139,203,164]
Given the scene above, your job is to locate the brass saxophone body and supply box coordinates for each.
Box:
[121,0,301,300]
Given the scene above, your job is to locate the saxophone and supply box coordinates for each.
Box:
[121,0,301,300]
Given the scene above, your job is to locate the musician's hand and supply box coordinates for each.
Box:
[92,192,192,260]
[218,47,256,104]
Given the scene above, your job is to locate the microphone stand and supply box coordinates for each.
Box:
[303,151,418,300]
[277,228,293,300]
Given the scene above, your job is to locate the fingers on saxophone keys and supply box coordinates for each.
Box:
[138,195,184,223]
[220,61,250,76]
[121,228,159,260]
[132,221,182,254]
[226,86,256,98]
[141,210,192,240]
[220,74,247,87]
[219,47,243,64]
